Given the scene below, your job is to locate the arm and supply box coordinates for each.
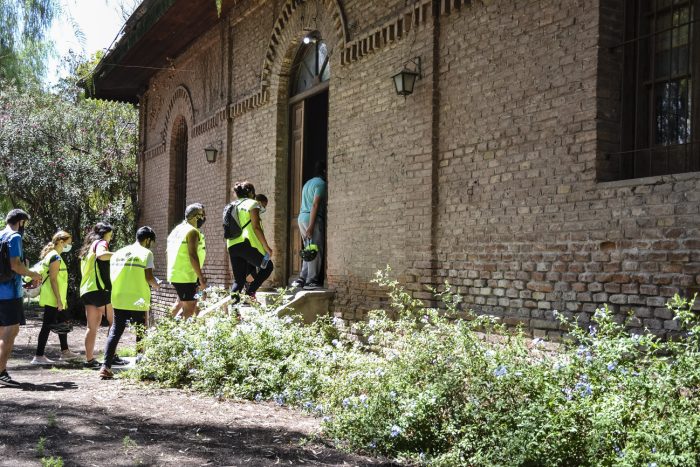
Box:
[305,195,322,239]
[186,229,207,288]
[48,259,64,311]
[250,208,272,256]
[11,257,41,281]
[95,241,113,261]
[145,268,160,289]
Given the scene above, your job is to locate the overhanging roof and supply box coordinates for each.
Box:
[86,0,235,103]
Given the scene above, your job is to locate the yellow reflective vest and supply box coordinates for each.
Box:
[226,198,265,255]
[80,240,109,296]
[110,242,152,312]
[39,250,68,308]
[166,221,206,283]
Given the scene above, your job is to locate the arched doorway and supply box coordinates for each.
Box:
[287,35,329,281]
[169,116,188,230]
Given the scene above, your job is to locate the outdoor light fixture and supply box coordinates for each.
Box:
[204,144,218,163]
[303,31,320,44]
[392,57,421,97]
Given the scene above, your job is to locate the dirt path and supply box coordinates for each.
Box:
[0,309,395,467]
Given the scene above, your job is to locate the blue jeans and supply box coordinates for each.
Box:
[103,309,145,368]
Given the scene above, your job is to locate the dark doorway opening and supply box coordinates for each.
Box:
[287,37,330,283]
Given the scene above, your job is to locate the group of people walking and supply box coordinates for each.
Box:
[0,167,327,388]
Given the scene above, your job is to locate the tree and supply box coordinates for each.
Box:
[0,0,60,84]
[0,57,138,312]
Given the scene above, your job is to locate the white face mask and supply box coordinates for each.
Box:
[259,207,266,214]
[62,244,72,253]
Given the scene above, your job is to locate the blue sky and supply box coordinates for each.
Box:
[47,0,128,85]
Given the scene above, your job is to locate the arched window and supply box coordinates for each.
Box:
[169,116,188,229]
[290,38,330,96]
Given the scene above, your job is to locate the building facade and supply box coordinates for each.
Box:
[91,0,700,337]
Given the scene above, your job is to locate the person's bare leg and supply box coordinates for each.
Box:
[84,305,102,361]
[179,301,197,319]
[105,303,114,327]
[170,300,182,317]
[0,324,20,372]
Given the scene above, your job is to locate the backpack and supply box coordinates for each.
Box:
[0,238,13,282]
[222,200,251,239]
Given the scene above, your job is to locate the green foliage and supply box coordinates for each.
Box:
[122,435,137,449]
[36,436,46,457]
[134,275,700,465]
[46,412,57,428]
[0,69,138,311]
[40,456,63,467]
[0,0,59,84]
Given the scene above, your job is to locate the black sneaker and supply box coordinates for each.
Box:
[112,356,129,367]
[304,282,322,290]
[83,359,101,369]
[0,371,21,388]
[291,279,305,288]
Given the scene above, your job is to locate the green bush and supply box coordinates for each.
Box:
[133,274,700,466]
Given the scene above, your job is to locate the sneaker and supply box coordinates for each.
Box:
[31,355,55,365]
[99,367,113,380]
[0,371,20,388]
[304,281,322,290]
[112,356,129,367]
[60,349,81,361]
[83,359,101,369]
[291,279,305,288]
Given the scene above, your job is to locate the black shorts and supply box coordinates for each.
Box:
[0,298,25,326]
[82,290,111,308]
[172,282,198,301]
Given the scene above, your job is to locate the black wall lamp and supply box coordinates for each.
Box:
[392,57,421,97]
[204,143,220,163]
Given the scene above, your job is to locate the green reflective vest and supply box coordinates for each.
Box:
[80,240,109,296]
[39,250,68,308]
[110,242,152,312]
[226,198,265,254]
[166,221,206,283]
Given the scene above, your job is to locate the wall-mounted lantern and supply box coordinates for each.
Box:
[392,57,421,97]
[204,144,219,163]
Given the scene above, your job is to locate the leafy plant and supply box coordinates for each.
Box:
[133,273,700,465]
[36,436,46,457]
[40,456,63,467]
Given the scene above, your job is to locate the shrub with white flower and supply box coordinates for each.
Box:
[131,270,700,466]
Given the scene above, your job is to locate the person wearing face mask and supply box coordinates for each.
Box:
[166,203,207,319]
[32,230,81,364]
[0,209,42,387]
[79,222,124,369]
[226,182,273,302]
[100,226,160,380]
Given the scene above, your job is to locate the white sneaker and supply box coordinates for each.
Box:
[60,349,81,361]
[31,355,55,365]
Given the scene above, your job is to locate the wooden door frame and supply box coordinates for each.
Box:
[286,82,330,283]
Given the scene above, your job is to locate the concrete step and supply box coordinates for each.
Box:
[198,289,334,324]
[274,289,335,324]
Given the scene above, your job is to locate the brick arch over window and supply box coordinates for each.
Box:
[161,85,194,144]
[266,0,347,90]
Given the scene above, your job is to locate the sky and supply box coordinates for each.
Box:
[46,0,129,85]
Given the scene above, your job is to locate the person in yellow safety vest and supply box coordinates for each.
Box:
[78,222,122,369]
[226,181,273,302]
[31,230,81,365]
[166,203,207,319]
[99,226,160,380]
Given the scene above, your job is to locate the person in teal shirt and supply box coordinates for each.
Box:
[292,162,326,289]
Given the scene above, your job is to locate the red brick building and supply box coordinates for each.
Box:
[91,0,700,337]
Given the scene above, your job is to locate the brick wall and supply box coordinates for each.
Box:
[135,0,700,335]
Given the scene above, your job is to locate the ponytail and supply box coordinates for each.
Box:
[40,230,72,259]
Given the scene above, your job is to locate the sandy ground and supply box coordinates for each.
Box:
[0,307,397,467]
